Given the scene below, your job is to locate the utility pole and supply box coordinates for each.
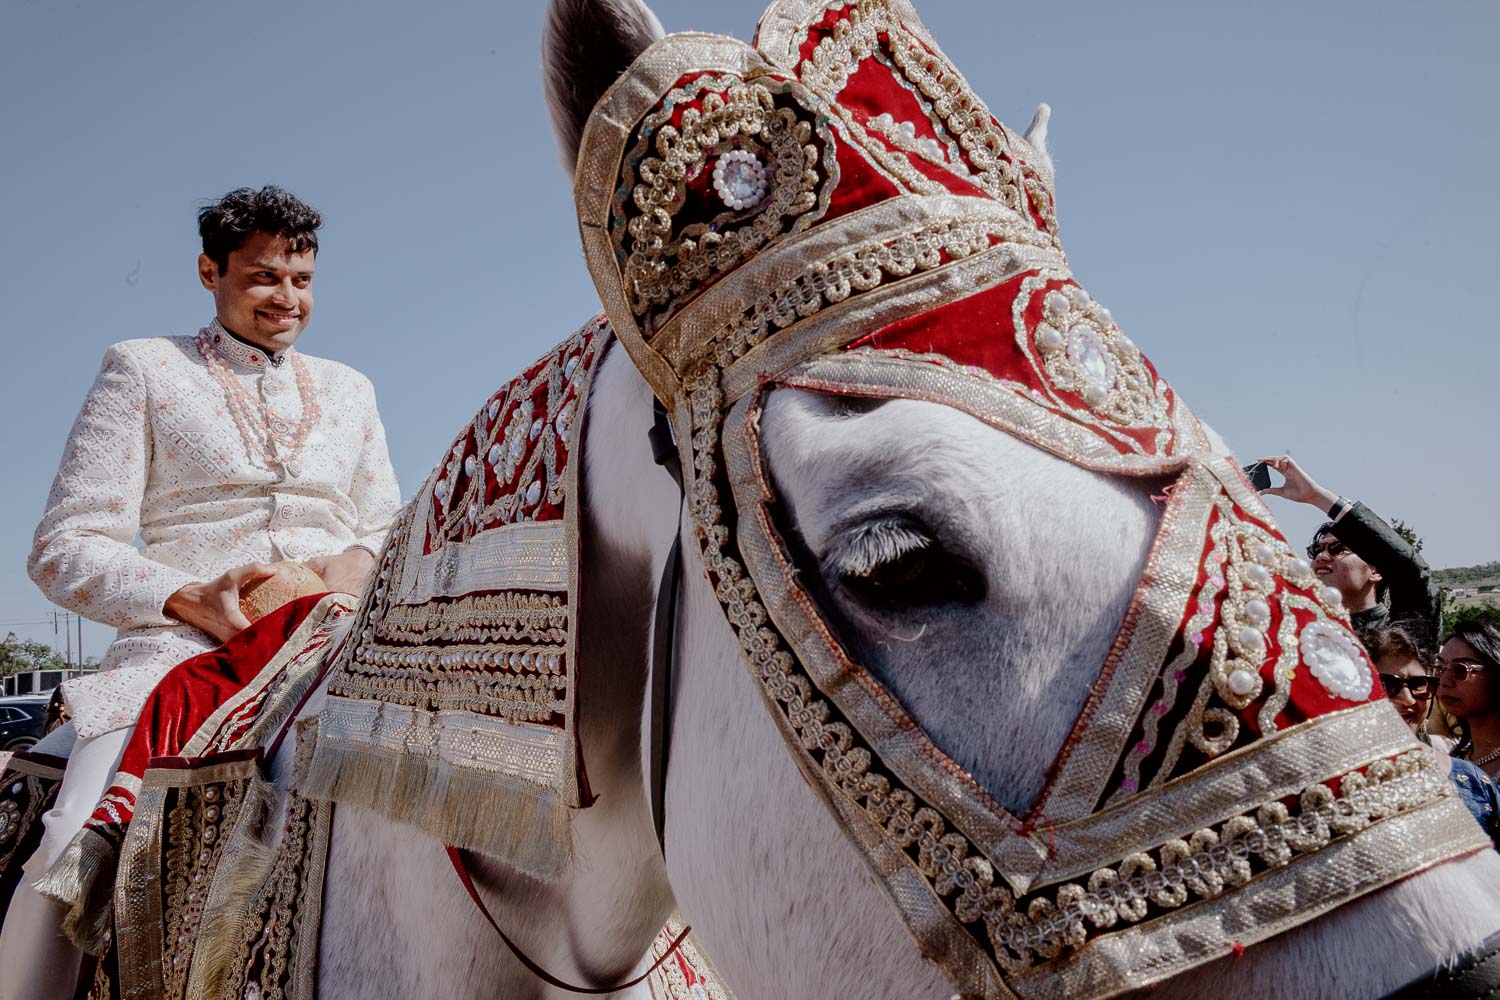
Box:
[78,612,84,669]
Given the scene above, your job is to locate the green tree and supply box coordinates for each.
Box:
[0,632,69,678]
[1444,603,1500,639]
[1390,519,1423,555]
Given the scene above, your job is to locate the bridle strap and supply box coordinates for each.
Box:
[647,396,685,858]
[446,846,691,994]
[443,398,692,993]
[1384,928,1500,999]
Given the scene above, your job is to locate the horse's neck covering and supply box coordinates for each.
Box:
[572,2,1485,997]
[307,318,609,876]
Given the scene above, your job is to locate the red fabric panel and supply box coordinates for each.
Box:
[116,593,331,779]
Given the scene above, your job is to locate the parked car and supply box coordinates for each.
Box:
[0,696,49,750]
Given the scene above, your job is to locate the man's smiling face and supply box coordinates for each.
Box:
[198,230,315,353]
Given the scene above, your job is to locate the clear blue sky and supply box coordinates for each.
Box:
[2,1,1496,659]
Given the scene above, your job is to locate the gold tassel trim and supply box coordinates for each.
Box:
[302,730,573,878]
[31,826,116,955]
[190,768,280,999]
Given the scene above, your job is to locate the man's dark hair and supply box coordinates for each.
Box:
[1451,618,1500,674]
[1361,619,1434,669]
[198,186,322,272]
[1310,522,1390,604]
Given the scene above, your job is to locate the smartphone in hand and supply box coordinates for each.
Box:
[1242,461,1272,491]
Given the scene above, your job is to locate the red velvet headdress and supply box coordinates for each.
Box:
[569,2,1484,996]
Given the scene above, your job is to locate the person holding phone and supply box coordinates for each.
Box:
[1256,454,1441,642]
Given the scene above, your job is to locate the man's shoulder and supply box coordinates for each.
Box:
[97,336,200,374]
[104,335,199,361]
[298,352,376,393]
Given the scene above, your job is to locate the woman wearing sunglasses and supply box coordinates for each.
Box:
[1367,622,1449,746]
[1366,621,1500,846]
[1439,619,1500,778]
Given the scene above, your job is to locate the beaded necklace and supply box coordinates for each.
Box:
[197,328,321,477]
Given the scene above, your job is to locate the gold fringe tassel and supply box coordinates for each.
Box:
[191,767,280,999]
[302,729,573,879]
[31,827,116,955]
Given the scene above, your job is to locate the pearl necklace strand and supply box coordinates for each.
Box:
[197,329,321,476]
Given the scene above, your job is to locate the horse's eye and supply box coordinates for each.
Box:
[828,518,985,611]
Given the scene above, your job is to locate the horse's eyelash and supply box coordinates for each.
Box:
[826,520,933,579]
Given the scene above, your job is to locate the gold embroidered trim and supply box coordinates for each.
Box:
[998,749,1449,968]
[217,732,332,1000]
[160,774,249,998]
[611,73,835,322]
[699,216,1053,371]
[787,0,1057,235]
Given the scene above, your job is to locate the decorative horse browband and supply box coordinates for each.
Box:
[306,1,1486,997]
[568,1,1484,997]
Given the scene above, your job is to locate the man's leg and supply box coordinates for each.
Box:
[0,725,130,1000]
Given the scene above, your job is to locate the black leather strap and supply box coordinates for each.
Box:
[646,398,684,859]
[1385,930,1500,999]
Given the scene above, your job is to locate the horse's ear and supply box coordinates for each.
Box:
[543,0,665,178]
[1023,102,1053,176]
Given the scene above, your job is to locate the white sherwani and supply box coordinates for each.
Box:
[28,320,402,738]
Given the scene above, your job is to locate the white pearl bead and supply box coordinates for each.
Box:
[1243,563,1271,586]
[1044,290,1071,320]
[1253,543,1276,565]
[1065,285,1092,308]
[1245,598,1271,628]
[1237,625,1265,650]
[1291,557,1313,578]
[1036,323,1064,353]
[1082,384,1108,408]
[464,456,477,477]
[1228,669,1258,697]
[1323,585,1343,608]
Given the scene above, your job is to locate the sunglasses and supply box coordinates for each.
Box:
[1305,538,1350,560]
[1440,659,1491,683]
[1379,673,1434,699]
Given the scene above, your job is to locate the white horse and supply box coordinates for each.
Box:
[249,2,1500,997]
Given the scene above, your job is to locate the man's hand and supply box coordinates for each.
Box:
[164,562,279,643]
[1258,454,1339,513]
[305,548,376,597]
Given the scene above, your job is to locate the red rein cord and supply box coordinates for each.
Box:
[445,846,692,994]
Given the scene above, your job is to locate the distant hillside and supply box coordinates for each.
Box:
[1435,562,1500,590]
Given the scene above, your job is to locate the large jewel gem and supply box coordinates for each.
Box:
[712,150,767,211]
[1067,326,1117,391]
[1301,621,1372,700]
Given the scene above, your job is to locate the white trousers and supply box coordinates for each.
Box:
[0,723,131,1000]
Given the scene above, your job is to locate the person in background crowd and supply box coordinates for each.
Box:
[1365,620,1450,749]
[42,689,66,736]
[1440,620,1500,781]
[1257,454,1441,642]
[1365,621,1500,846]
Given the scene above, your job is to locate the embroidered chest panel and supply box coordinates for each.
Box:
[309,318,609,868]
